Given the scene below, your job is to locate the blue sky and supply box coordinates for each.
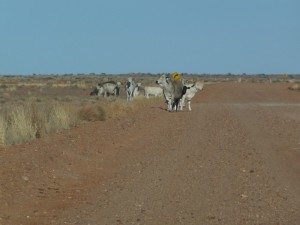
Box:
[0,0,299,75]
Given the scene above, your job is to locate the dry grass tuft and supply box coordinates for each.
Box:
[29,100,71,137]
[288,84,300,91]
[78,104,106,121]
[0,115,7,147]
[5,104,37,145]
[47,103,71,132]
[0,100,77,146]
[104,99,135,119]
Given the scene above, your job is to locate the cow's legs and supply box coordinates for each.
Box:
[179,96,186,111]
[188,100,192,111]
[167,100,173,112]
[173,99,181,112]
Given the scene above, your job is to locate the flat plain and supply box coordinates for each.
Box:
[0,80,300,225]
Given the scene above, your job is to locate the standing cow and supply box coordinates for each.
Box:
[90,81,120,97]
[144,86,163,98]
[125,77,137,101]
[133,82,142,98]
[179,81,204,111]
[156,74,187,112]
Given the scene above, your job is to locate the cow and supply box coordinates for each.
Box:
[125,77,137,101]
[133,82,142,98]
[156,74,187,112]
[180,81,204,111]
[144,86,163,98]
[90,81,120,97]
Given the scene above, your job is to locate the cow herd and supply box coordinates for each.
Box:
[90,74,204,112]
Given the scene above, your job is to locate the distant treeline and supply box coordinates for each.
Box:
[1,73,299,79]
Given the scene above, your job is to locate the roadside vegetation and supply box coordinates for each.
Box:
[0,74,161,147]
[0,73,299,147]
[0,96,159,147]
[288,83,300,91]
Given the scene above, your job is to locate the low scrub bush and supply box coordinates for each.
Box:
[78,104,106,121]
[288,84,300,91]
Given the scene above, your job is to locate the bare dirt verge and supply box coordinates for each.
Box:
[1,82,300,225]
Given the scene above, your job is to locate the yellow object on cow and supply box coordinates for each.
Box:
[172,72,180,80]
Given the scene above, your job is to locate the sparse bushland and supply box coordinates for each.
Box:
[0,74,166,147]
[3,73,298,147]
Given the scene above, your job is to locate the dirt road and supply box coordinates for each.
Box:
[1,82,300,225]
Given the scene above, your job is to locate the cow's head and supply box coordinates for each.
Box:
[156,74,168,86]
[90,84,104,96]
[90,88,98,96]
[126,77,135,90]
[97,86,104,96]
[194,81,204,91]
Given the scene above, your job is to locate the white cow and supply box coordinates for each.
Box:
[90,81,120,97]
[156,74,186,112]
[125,77,137,101]
[144,86,163,98]
[180,81,204,111]
[133,82,141,97]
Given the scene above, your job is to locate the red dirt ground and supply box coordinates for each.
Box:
[1,82,300,225]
